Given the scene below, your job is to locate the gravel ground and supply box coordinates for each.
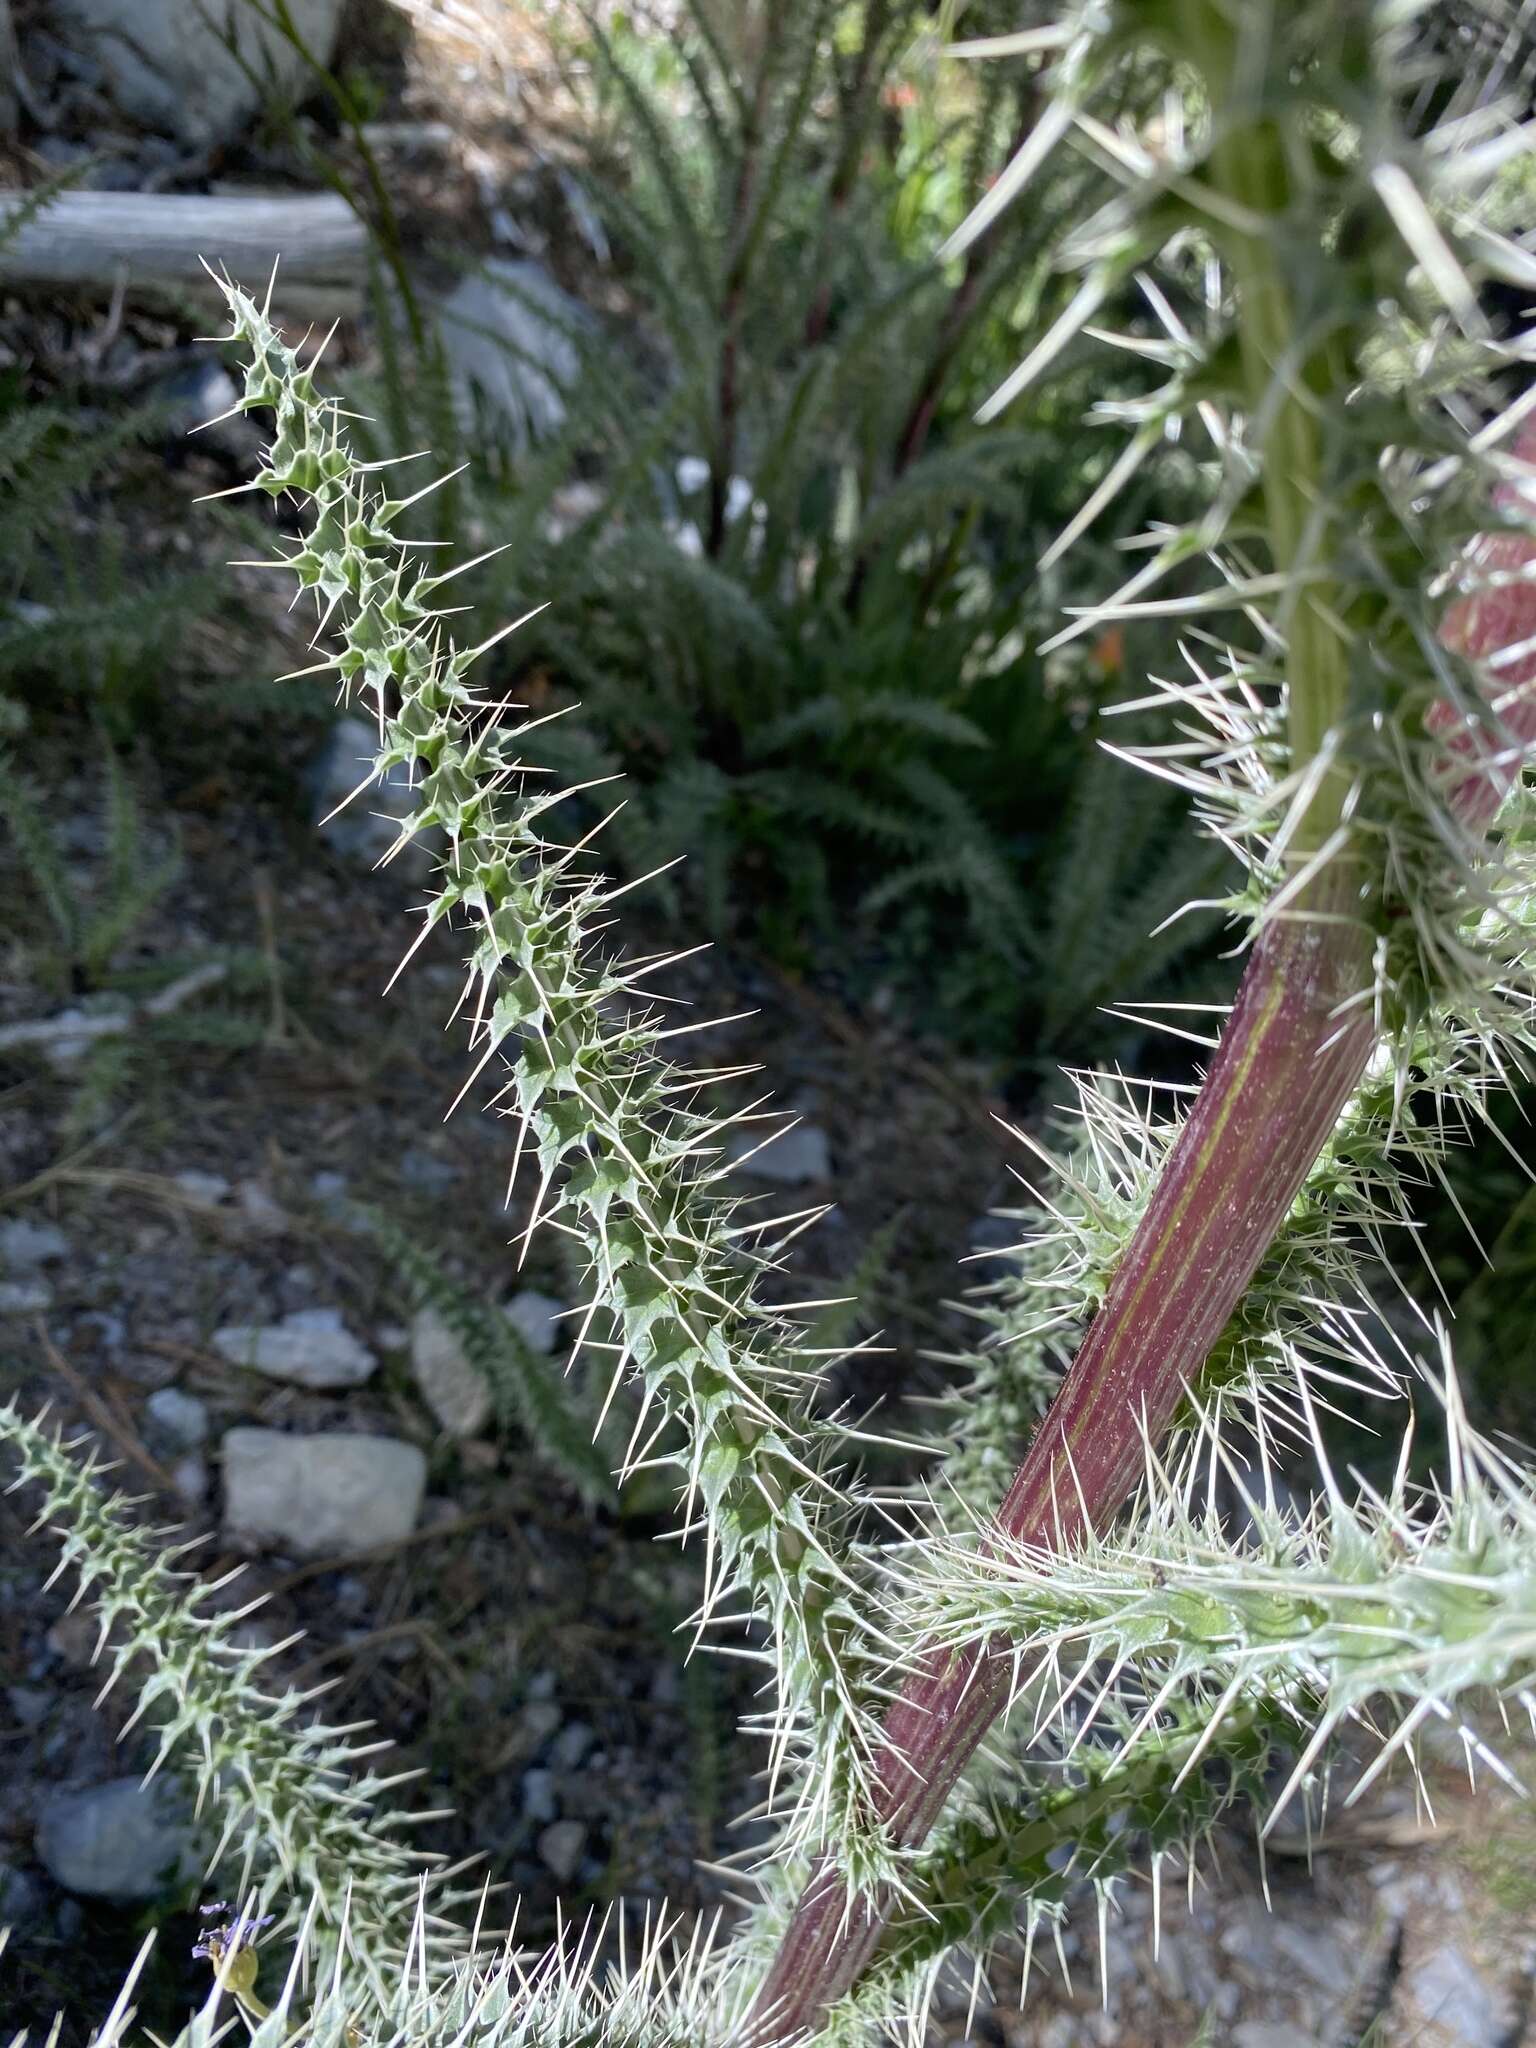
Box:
[0,757,1011,2038]
[4,747,1535,2046]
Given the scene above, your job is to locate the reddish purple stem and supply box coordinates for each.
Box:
[746,431,1536,2042]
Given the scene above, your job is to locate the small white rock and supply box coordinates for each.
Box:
[0,1218,68,1267]
[235,1179,289,1235]
[212,1308,377,1389]
[8,1687,51,1727]
[1405,1945,1502,2047]
[502,1289,566,1356]
[410,1306,493,1438]
[35,1777,199,1903]
[171,1455,209,1507]
[173,1170,231,1207]
[521,1701,562,1745]
[551,1720,594,1771]
[537,1818,587,1882]
[221,1429,426,1557]
[522,1767,557,1823]
[145,1386,209,1447]
[725,1121,832,1186]
[1271,1920,1356,1997]
[0,1279,52,1314]
[314,714,428,867]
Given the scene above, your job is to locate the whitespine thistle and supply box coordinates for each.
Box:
[12,2,1536,2041]
[208,270,892,1859]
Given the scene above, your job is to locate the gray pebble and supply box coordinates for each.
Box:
[313,713,432,867]
[1271,1919,1356,1997]
[221,1428,425,1557]
[1,1218,69,1268]
[35,1777,200,1903]
[0,1860,45,1930]
[551,1720,595,1771]
[522,1701,562,1745]
[411,1306,493,1438]
[7,1686,52,1727]
[235,1180,289,1235]
[145,1386,209,1447]
[0,1279,52,1314]
[212,1308,377,1389]
[725,1121,832,1186]
[1406,1944,1502,2046]
[537,1819,587,1883]
[522,1767,557,1823]
[279,1264,320,1309]
[502,1290,566,1356]
[172,1454,209,1507]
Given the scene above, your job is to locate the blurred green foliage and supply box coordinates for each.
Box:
[0,376,226,745]
[335,0,1235,1062]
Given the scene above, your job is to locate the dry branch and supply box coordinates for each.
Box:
[0,190,367,307]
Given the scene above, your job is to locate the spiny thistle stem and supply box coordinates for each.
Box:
[203,267,887,1862]
[746,7,1536,2032]
[0,1407,441,1991]
[748,909,1380,2035]
[750,512,1536,2043]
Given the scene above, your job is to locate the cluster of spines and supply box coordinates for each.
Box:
[952,0,1536,1071]
[0,1406,437,1990]
[910,1035,1505,1540]
[70,1892,752,2048]
[213,276,881,1852]
[770,0,1536,1982]
[801,1341,1536,2038]
[775,999,1532,1920]
[821,1698,1277,2048]
[894,1341,1536,1842]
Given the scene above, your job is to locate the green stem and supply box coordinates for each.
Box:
[864,1702,1268,2003]
[746,14,1380,2037]
[1194,0,1352,850]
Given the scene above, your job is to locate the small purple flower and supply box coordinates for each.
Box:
[192,1902,274,1964]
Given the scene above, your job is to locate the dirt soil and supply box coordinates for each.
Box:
[3,615,1533,2048]
[0,720,1014,2036]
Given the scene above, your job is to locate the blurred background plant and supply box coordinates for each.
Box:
[286,0,1237,1062]
[4,0,1237,1075]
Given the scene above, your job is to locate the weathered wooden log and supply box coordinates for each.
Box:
[0,189,368,304]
